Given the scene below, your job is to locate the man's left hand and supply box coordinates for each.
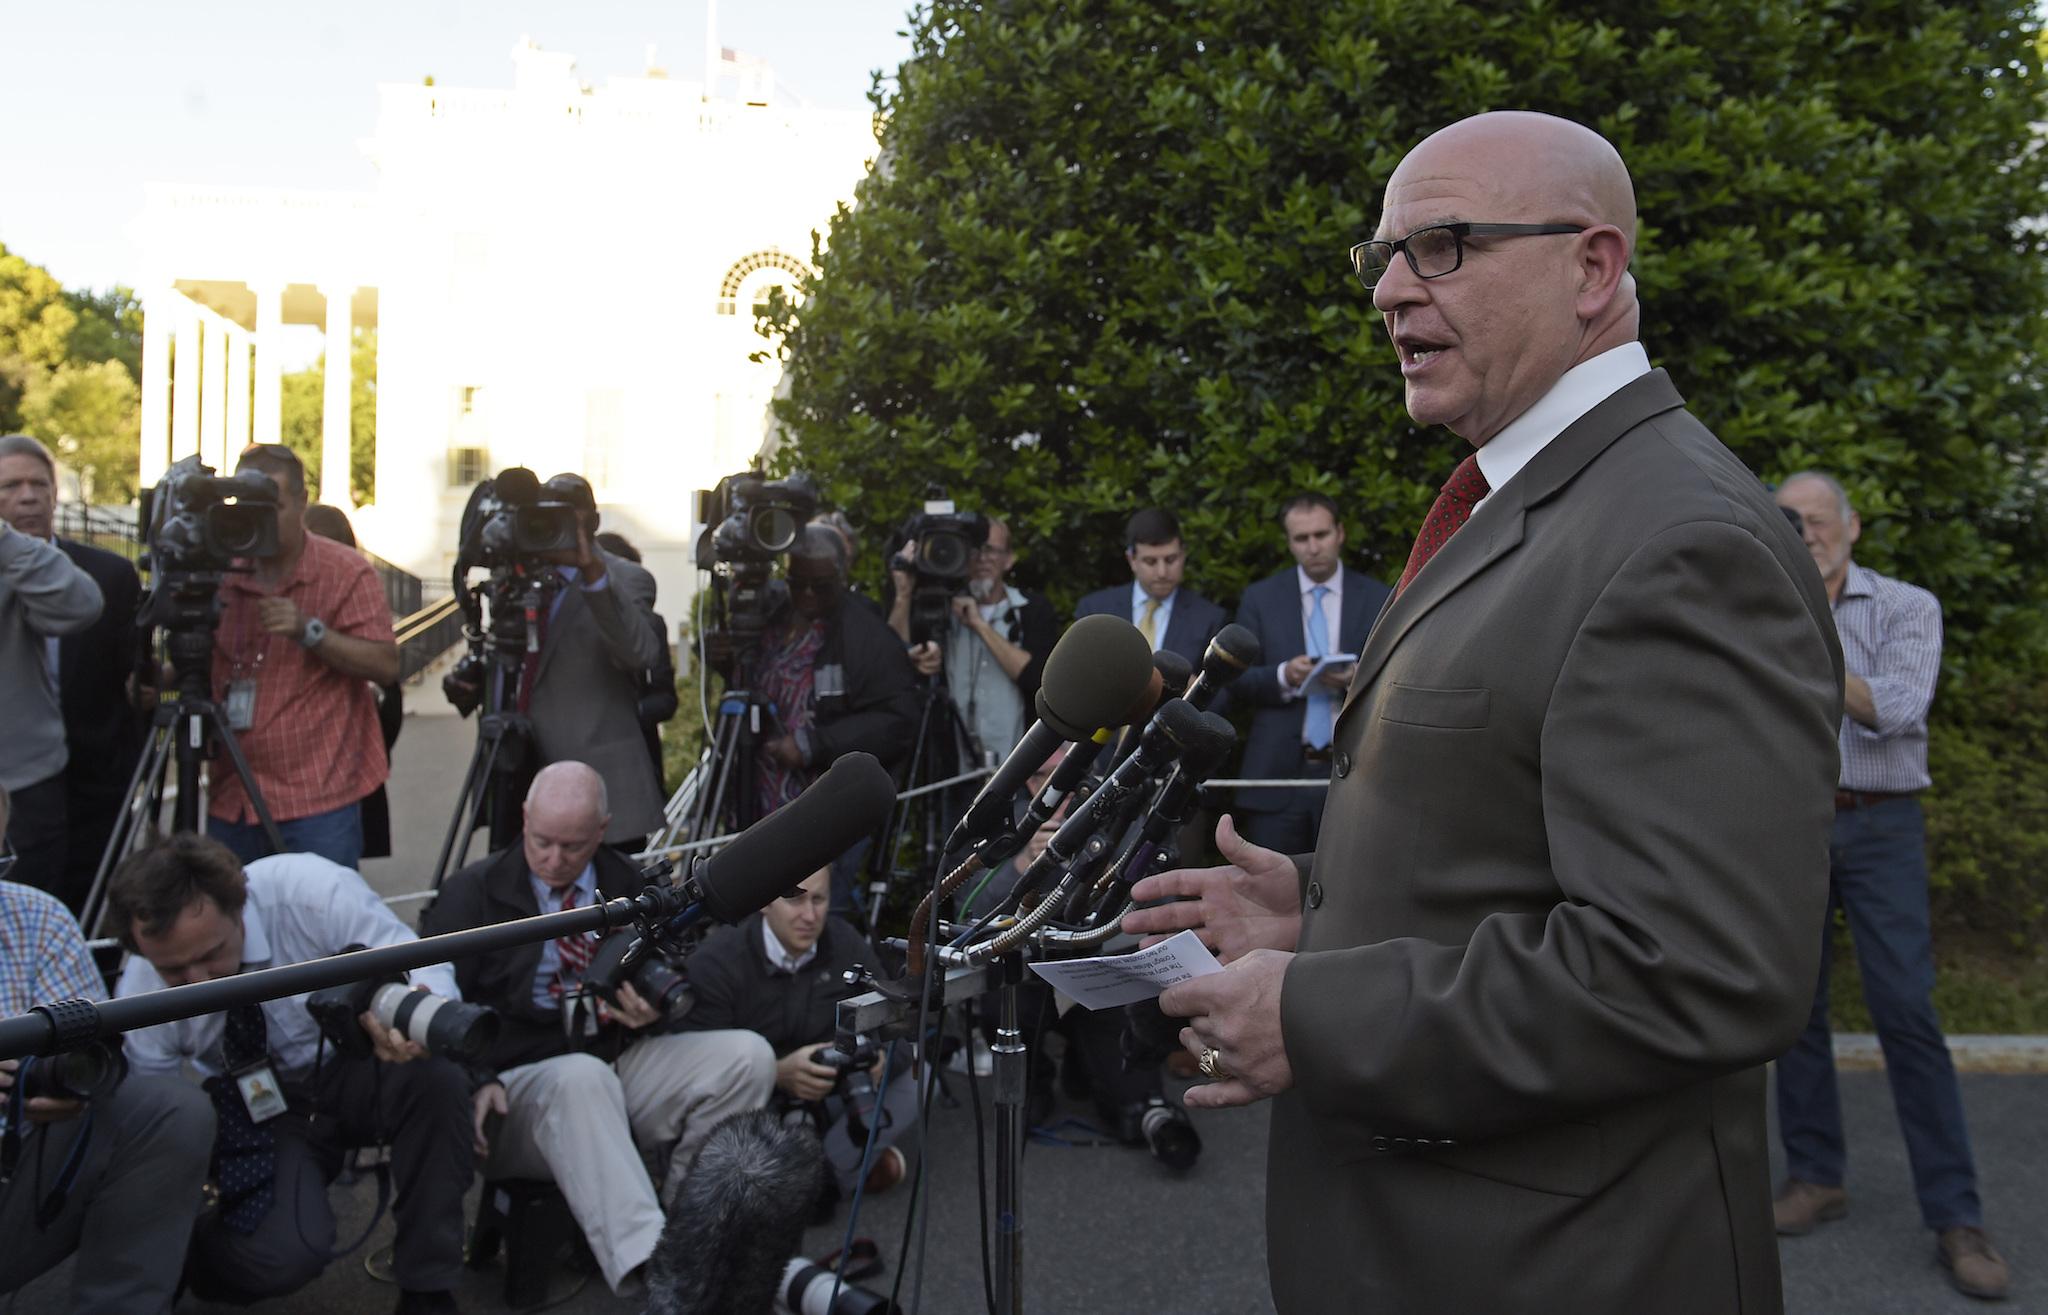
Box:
[610,981,664,1030]
[762,735,804,770]
[358,1009,428,1064]
[1158,948,1294,1110]
[256,596,304,637]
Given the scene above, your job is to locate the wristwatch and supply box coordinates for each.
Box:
[297,616,329,649]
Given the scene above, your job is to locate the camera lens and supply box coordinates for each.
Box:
[369,983,500,1065]
[748,505,799,554]
[211,506,264,555]
[23,1042,127,1102]
[918,530,970,578]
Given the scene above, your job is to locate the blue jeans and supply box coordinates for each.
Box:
[208,801,365,872]
[1774,797,1981,1229]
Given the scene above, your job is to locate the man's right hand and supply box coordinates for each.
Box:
[775,1047,840,1103]
[1123,814,1304,963]
[0,1057,85,1125]
[908,641,943,677]
[1282,654,1316,691]
[472,1081,509,1158]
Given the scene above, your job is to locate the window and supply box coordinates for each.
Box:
[448,446,489,487]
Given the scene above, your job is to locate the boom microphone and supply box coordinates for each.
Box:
[945,615,1156,853]
[689,752,898,923]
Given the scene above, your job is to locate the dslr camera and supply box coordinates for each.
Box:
[810,1034,885,1137]
[891,488,988,647]
[583,934,694,1020]
[10,1041,127,1103]
[457,466,582,568]
[305,958,500,1065]
[694,469,819,646]
[141,455,281,575]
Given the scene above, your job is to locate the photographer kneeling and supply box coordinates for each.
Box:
[108,833,476,1313]
[421,762,774,1297]
[0,785,214,1315]
[682,866,919,1202]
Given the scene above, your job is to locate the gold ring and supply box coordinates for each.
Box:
[1199,1047,1229,1081]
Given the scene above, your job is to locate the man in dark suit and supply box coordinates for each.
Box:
[1073,507,1228,673]
[1130,112,1842,1313]
[1227,494,1389,855]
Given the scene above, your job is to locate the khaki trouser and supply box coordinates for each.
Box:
[487,1030,774,1291]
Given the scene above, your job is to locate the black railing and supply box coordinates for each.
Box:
[51,503,142,561]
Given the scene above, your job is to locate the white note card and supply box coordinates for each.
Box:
[1026,930,1224,1009]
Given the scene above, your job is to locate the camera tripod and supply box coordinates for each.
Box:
[80,586,284,935]
[673,683,773,848]
[860,669,982,933]
[429,568,563,889]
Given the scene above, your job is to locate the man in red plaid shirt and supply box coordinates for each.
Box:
[206,445,399,870]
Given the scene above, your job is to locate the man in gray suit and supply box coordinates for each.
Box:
[526,474,667,847]
[1130,112,1843,1312]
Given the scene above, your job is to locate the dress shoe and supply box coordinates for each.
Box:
[393,1290,459,1314]
[863,1145,907,1195]
[1772,1179,1848,1236]
[1937,1226,2011,1300]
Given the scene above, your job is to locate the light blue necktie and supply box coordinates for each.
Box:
[1304,584,1334,750]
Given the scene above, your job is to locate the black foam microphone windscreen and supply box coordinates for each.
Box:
[1033,614,1158,740]
[693,752,897,923]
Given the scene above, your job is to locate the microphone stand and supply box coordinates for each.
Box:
[0,881,702,1062]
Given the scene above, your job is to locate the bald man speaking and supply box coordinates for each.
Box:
[1128,113,1844,1311]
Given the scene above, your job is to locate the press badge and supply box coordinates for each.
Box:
[225,679,258,732]
[233,1058,288,1124]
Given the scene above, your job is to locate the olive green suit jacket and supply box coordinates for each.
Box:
[1269,370,1843,1314]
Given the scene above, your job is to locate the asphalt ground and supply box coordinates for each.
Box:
[11,687,2042,1313]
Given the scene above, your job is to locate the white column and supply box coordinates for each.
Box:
[226,325,251,455]
[169,302,200,463]
[252,282,283,445]
[320,284,354,507]
[199,316,229,471]
[139,292,173,486]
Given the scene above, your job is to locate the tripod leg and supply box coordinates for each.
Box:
[430,728,500,890]
[78,725,175,935]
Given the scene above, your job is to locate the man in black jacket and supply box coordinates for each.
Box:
[684,867,919,1197]
[419,762,773,1296]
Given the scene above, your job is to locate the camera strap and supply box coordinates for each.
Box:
[1,1058,98,1229]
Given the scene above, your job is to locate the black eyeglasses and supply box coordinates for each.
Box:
[1350,222,1587,289]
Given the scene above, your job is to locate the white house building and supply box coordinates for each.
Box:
[129,38,880,614]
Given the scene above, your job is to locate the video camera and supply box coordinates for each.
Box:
[457,466,582,570]
[140,455,282,575]
[694,469,819,646]
[305,957,500,1065]
[891,488,988,647]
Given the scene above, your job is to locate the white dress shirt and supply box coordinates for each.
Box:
[1279,565,1345,700]
[120,852,463,1082]
[1472,342,1652,513]
[1130,581,1178,652]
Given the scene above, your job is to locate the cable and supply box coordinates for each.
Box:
[960,1001,995,1315]
[826,1043,896,1311]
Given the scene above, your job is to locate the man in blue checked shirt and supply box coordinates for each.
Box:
[108,833,475,1314]
[1772,472,2009,1302]
[0,783,214,1315]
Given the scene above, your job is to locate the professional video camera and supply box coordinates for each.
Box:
[305,958,500,1065]
[890,488,988,647]
[456,466,581,569]
[583,934,693,1019]
[141,454,282,576]
[694,469,819,645]
[810,1034,884,1137]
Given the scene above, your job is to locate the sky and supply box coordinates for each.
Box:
[0,0,922,293]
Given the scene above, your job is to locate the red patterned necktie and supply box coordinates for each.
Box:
[1396,453,1491,596]
[554,885,593,989]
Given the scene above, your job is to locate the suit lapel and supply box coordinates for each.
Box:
[1338,369,1688,722]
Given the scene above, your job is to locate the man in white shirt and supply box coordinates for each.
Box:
[1226,493,1392,854]
[110,835,475,1314]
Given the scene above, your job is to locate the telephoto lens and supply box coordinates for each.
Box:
[17,1041,127,1102]
[1138,1096,1202,1172]
[776,1259,901,1315]
[366,983,499,1064]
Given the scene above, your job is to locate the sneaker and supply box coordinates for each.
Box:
[1772,1179,1847,1236]
[863,1145,907,1195]
[1937,1226,2011,1301]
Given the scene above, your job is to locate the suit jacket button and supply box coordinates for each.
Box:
[1305,881,1323,909]
[1370,1135,1392,1154]
[1393,1137,1413,1152]
[1334,751,1351,777]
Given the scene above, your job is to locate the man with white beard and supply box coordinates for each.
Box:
[889,514,1057,761]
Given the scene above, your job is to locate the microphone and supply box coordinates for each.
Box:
[1185,623,1261,710]
[1152,649,1193,700]
[945,615,1156,853]
[684,752,898,923]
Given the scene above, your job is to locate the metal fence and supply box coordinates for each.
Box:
[51,502,141,560]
